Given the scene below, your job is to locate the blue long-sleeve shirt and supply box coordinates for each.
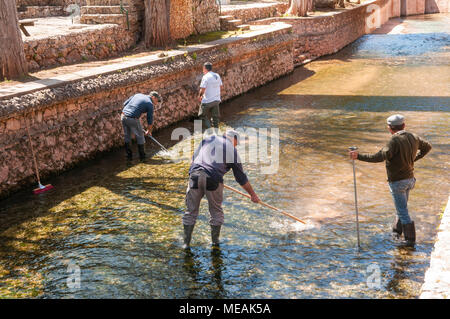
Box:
[122,93,154,125]
[190,135,248,186]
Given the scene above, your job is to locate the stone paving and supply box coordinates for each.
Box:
[20,16,95,40]
[420,196,450,299]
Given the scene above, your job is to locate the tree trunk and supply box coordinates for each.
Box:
[0,0,28,81]
[287,0,314,17]
[337,0,346,8]
[144,0,171,48]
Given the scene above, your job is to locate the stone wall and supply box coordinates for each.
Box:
[128,0,145,33]
[401,0,426,15]
[397,0,450,14]
[425,0,449,12]
[16,0,87,18]
[16,0,86,9]
[170,0,194,39]
[23,24,136,71]
[17,5,67,19]
[16,0,86,6]
[192,0,220,34]
[221,2,289,24]
[251,0,394,65]
[0,24,294,198]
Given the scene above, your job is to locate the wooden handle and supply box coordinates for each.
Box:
[25,118,41,184]
[223,184,306,224]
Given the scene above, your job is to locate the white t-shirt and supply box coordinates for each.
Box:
[200,71,223,104]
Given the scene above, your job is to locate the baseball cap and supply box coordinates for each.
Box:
[225,129,241,145]
[150,91,162,102]
[387,114,405,126]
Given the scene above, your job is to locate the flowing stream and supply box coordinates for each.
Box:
[0,13,449,298]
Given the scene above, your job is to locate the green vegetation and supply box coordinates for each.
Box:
[177,29,251,46]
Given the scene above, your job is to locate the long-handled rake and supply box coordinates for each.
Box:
[25,118,54,194]
[349,146,361,249]
[223,184,306,224]
[143,130,170,153]
[148,135,169,153]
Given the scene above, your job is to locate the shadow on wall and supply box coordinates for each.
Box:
[425,0,447,13]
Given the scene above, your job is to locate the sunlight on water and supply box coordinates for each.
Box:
[270,220,319,232]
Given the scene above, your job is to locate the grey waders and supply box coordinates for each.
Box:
[138,144,146,160]
[211,225,221,248]
[392,218,402,238]
[183,224,195,249]
[125,143,132,160]
[402,221,416,247]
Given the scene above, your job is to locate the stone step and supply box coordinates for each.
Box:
[221,19,243,31]
[219,15,234,20]
[81,5,129,15]
[80,13,127,25]
[86,0,128,6]
[236,24,250,31]
[228,19,243,25]
[220,17,243,31]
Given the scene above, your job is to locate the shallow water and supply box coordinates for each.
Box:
[0,14,449,298]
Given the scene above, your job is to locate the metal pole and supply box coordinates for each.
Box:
[149,135,169,153]
[349,146,361,249]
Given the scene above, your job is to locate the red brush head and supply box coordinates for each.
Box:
[33,184,54,194]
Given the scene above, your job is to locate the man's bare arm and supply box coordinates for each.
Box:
[198,87,206,101]
[241,181,260,203]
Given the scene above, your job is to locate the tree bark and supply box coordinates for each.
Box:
[287,0,314,17]
[144,0,171,48]
[0,0,28,81]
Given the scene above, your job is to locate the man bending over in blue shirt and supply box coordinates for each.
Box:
[121,91,161,160]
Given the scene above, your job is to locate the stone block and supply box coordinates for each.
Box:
[6,118,21,131]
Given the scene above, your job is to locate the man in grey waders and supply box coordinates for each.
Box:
[349,114,432,246]
[182,130,260,249]
[121,91,161,160]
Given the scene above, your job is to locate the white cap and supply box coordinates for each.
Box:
[387,114,405,126]
[225,129,241,145]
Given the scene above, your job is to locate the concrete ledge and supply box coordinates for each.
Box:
[420,196,450,299]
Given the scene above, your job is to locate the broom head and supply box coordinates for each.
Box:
[33,184,54,194]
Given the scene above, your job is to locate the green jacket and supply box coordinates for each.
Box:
[357,130,432,182]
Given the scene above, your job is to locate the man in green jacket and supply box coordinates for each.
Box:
[349,114,432,246]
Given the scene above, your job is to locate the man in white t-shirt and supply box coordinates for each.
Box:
[198,62,223,130]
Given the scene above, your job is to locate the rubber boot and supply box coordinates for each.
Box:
[402,221,416,247]
[125,142,132,160]
[138,144,146,161]
[211,225,221,248]
[183,224,195,249]
[392,218,402,238]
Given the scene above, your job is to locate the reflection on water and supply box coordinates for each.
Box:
[0,14,449,298]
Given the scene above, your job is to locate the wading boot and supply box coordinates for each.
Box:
[211,225,221,248]
[137,144,146,161]
[125,142,132,160]
[402,221,416,247]
[183,224,195,249]
[392,218,402,239]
